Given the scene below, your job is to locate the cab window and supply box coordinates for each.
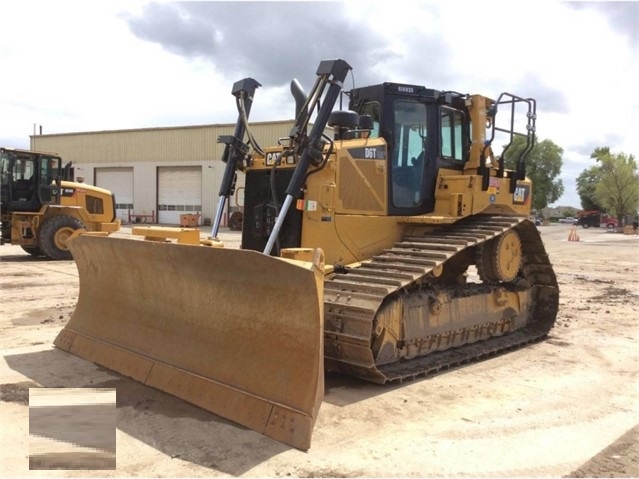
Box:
[1,151,10,189]
[12,157,35,180]
[40,156,61,185]
[391,101,427,208]
[359,101,380,138]
[86,195,104,214]
[441,108,465,161]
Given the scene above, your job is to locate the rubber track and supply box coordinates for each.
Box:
[323,215,559,383]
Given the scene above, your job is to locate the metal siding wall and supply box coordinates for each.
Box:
[30,121,295,225]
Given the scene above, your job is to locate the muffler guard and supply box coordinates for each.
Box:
[55,235,325,450]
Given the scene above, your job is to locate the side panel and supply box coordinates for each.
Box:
[433,169,532,218]
[59,182,118,226]
[333,145,387,216]
[297,138,397,265]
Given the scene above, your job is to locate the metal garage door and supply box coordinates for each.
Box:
[95,167,133,221]
[158,166,202,224]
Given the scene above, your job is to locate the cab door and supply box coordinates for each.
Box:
[388,100,430,215]
[36,155,61,205]
[8,153,39,211]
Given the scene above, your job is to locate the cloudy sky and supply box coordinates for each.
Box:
[1,1,637,207]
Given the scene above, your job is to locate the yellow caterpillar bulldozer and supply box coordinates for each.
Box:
[1,147,120,259]
[55,59,559,449]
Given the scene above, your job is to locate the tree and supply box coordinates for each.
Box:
[502,136,564,211]
[576,166,604,211]
[590,146,611,160]
[592,150,638,226]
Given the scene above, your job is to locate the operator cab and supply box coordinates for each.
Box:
[0,148,63,213]
[347,83,470,216]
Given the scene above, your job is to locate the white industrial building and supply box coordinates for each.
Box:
[30,120,296,226]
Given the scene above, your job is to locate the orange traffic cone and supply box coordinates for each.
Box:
[568,226,580,242]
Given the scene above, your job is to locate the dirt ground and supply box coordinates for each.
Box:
[1,223,638,478]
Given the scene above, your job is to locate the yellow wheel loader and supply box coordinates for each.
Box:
[55,59,559,449]
[1,148,120,260]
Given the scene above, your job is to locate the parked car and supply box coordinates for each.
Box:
[559,217,578,224]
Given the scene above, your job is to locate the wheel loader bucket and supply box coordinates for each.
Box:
[54,234,325,450]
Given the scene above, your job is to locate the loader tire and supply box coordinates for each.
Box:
[38,215,84,260]
[21,245,44,257]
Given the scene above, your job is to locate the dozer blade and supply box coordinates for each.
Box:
[55,234,325,450]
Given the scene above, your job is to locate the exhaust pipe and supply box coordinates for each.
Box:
[290,78,308,121]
